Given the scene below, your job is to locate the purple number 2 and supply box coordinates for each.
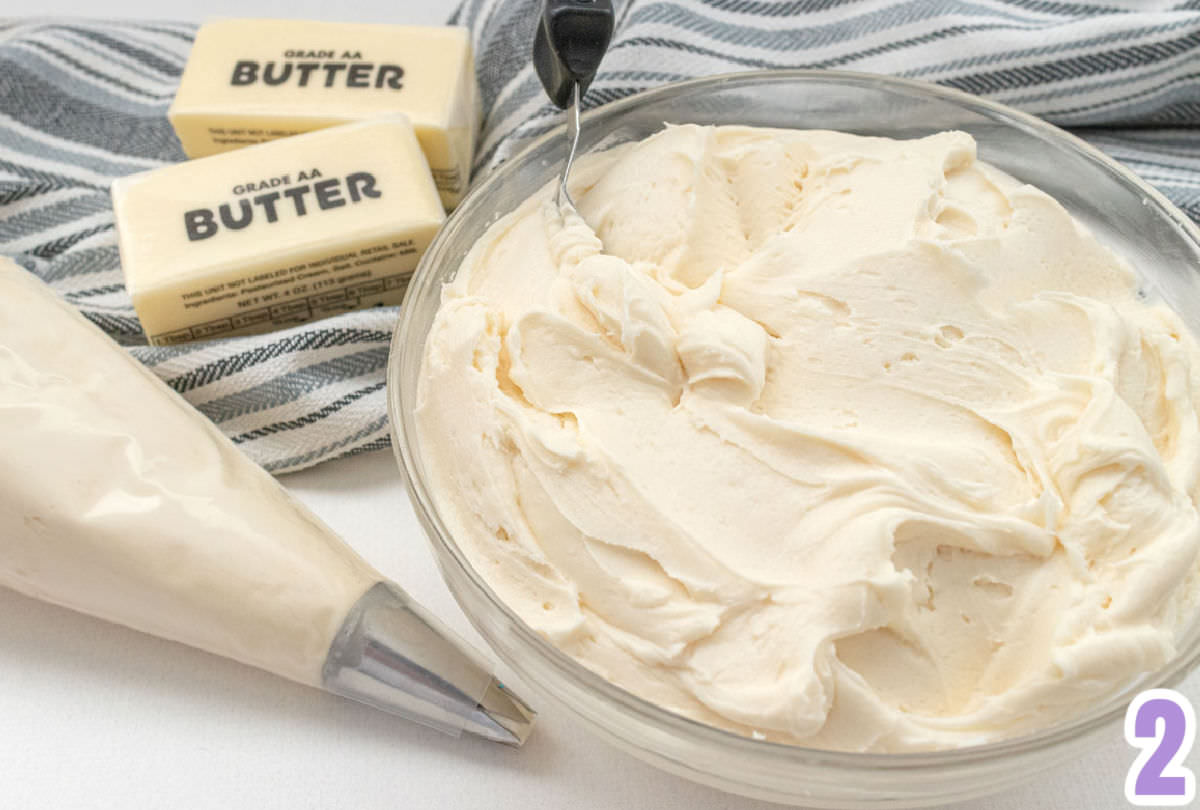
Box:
[1125,688,1196,806]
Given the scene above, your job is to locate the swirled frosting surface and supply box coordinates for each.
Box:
[416,125,1200,750]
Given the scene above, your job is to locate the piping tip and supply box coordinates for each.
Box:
[463,677,537,747]
[323,582,538,746]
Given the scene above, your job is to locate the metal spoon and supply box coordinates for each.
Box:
[533,0,615,212]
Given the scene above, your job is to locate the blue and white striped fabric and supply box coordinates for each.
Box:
[2,3,1200,473]
[463,0,1200,222]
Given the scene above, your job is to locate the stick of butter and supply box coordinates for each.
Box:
[112,115,444,346]
[168,19,477,209]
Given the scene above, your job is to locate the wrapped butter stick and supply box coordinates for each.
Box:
[168,20,477,209]
[112,116,445,346]
[0,260,533,746]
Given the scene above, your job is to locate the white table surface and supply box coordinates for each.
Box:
[3,1,1198,807]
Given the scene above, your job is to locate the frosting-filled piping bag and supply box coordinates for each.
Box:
[0,260,533,746]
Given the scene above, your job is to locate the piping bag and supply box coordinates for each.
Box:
[0,259,533,746]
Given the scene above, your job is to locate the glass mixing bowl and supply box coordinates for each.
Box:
[388,71,1200,808]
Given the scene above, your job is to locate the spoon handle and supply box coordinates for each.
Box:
[533,0,615,109]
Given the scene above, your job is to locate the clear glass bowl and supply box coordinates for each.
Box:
[388,71,1200,808]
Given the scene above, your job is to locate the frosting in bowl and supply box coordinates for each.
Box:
[416,125,1200,751]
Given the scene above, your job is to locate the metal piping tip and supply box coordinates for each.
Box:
[463,678,537,747]
[323,583,538,746]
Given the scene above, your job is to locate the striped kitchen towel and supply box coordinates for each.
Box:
[463,0,1200,220]
[3,3,1200,473]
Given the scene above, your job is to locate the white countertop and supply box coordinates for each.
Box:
[3,1,1197,807]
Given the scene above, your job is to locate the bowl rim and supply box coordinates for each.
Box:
[390,67,1200,770]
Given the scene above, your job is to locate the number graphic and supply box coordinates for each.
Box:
[1125,688,1196,806]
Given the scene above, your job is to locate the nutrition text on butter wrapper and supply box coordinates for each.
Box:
[158,239,415,344]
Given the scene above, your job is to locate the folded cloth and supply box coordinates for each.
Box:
[2,3,1199,473]
[465,0,1200,218]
